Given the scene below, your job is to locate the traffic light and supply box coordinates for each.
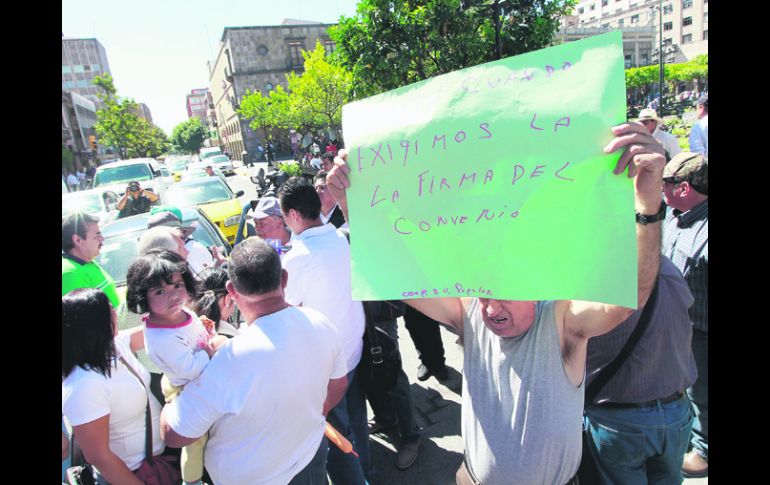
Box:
[89,135,97,150]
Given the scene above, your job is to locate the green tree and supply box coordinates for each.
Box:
[284,41,352,132]
[170,118,208,154]
[330,0,576,98]
[239,43,352,146]
[62,145,75,173]
[92,74,168,158]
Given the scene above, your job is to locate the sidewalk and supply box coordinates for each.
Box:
[366,319,708,484]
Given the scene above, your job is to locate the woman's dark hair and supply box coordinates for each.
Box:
[62,288,115,379]
[125,249,198,314]
[189,267,230,325]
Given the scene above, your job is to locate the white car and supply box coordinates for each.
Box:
[62,188,120,225]
[93,158,170,201]
[207,154,235,176]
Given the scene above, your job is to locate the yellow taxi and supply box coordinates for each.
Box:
[163,177,246,244]
[165,156,193,182]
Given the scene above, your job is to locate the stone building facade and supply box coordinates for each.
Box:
[207,19,335,161]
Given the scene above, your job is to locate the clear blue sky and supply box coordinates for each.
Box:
[62,0,360,135]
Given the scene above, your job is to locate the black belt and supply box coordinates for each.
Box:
[595,391,684,409]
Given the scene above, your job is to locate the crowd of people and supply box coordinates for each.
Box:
[64,162,98,192]
[62,102,708,484]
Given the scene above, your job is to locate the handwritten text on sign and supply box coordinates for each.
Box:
[343,32,638,308]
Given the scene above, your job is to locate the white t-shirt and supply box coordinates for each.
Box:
[143,308,212,387]
[282,223,365,372]
[62,331,164,471]
[310,157,322,169]
[653,127,682,159]
[163,306,347,485]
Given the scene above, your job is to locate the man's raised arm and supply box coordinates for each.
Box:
[564,122,666,339]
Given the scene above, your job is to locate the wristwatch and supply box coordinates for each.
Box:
[635,202,667,225]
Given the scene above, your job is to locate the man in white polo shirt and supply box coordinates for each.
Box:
[278,176,370,485]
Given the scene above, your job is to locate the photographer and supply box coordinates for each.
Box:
[116,181,159,219]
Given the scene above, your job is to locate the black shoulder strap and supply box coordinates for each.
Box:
[585,279,660,404]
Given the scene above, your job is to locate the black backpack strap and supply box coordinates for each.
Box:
[585,279,660,404]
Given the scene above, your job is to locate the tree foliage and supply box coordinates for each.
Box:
[329,0,576,98]
[239,41,352,143]
[170,118,208,154]
[625,55,708,89]
[92,73,169,159]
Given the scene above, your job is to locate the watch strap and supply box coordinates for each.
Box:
[635,202,667,225]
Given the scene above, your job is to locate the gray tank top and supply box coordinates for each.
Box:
[462,299,584,485]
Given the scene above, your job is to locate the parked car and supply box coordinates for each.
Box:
[163,177,246,244]
[182,163,227,183]
[207,154,235,176]
[93,158,170,202]
[165,156,193,182]
[96,207,231,295]
[62,188,120,224]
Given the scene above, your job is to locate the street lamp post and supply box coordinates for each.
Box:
[658,0,664,115]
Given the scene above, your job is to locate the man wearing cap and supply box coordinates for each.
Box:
[116,180,159,218]
[638,108,681,160]
[148,206,224,275]
[689,96,708,157]
[250,196,292,247]
[661,152,709,478]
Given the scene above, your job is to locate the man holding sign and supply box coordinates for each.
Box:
[327,121,666,485]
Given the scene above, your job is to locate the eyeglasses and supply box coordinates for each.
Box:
[662,176,683,186]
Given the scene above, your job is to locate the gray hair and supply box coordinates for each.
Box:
[138,226,182,256]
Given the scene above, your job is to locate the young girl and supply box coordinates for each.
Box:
[188,267,240,339]
[126,249,226,485]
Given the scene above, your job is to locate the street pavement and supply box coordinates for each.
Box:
[230,159,708,485]
[367,319,708,485]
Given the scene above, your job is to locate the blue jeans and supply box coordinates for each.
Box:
[584,395,694,485]
[688,330,708,459]
[368,319,421,442]
[288,437,329,485]
[326,367,373,485]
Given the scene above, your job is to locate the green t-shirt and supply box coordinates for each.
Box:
[61,256,122,308]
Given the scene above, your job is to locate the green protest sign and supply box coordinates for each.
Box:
[343,31,636,308]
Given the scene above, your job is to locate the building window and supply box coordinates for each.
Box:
[664,21,673,31]
[602,0,608,5]
[618,18,624,27]
[703,12,708,22]
[682,33,692,44]
[663,4,673,14]
[663,37,672,45]
[77,80,89,88]
[578,7,584,14]
[62,65,72,74]
[641,53,649,65]
[590,3,595,10]
[624,55,632,69]
[324,41,335,56]
[682,0,692,8]
[683,17,692,26]
[73,65,85,73]
[630,14,639,24]
[602,23,610,28]
[288,41,304,68]
[703,30,708,40]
